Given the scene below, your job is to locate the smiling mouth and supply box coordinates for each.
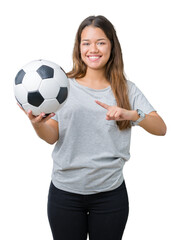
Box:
[87,55,102,61]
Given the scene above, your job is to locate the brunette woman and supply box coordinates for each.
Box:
[24,15,166,240]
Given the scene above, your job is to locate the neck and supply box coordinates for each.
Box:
[84,67,107,83]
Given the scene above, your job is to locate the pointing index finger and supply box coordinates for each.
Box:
[95,100,110,110]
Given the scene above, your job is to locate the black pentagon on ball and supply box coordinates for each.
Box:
[28,91,44,107]
[56,87,68,104]
[15,69,26,85]
[36,65,54,79]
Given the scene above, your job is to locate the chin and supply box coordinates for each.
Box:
[86,62,107,70]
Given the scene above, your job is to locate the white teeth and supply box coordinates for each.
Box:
[88,56,100,59]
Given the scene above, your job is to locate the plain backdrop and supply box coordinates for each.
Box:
[0,0,179,239]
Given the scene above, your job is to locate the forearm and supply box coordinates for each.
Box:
[131,110,167,136]
[139,114,166,136]
[32,122,59,144]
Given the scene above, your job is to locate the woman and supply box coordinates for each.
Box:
[24,16,166,240]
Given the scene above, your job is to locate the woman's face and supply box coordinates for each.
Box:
[80,26,111,71]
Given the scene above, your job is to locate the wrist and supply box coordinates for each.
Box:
[130,110,139,121]
[32,121,45,130]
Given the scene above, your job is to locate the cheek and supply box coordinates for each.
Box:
[80,47,87,59]
[103,49,111,61]
[80,52,86,62]
[102,45,111,58]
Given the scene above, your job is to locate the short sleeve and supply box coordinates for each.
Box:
[51,113,58,122]
[127,81,156,114]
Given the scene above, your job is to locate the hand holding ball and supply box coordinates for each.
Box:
[14,59,69,116]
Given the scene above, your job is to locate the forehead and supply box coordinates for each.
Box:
[81,26,108,40]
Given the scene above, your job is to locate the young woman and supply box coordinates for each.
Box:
[24,16,166,240]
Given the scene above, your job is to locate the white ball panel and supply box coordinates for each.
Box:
[14,84,28,104]
[54,68,69,87]
[22,72,42,91]
[22,103,41,116]
[22,60,42,72]
[40,99,60,114]
[41,60,60,69]
[39,79,60,99]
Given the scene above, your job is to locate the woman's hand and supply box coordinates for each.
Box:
[17,103,55,128]
[17,103,59,144]
[95,100,138,121]
[26,110,55,128]
[95,100,167,135]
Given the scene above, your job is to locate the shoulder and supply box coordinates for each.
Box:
[126,80,144,100]
[68,78,75,84]
[126,80,137,94]
[126,79,135,88]
[68,78,78,89]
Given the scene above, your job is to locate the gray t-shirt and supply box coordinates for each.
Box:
[51,78,155,194]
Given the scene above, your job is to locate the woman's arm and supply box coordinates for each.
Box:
[95,100,167,136]
[26,111,59,144]
[18,103,59,144]
[131,110,167,136]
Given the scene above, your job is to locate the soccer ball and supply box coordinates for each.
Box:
[14,59,69,116]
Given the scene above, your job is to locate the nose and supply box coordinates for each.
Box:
[89,43,99,53]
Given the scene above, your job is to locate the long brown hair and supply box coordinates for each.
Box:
[67,15,131,130]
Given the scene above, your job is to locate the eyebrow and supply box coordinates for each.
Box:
[82,38,107,41]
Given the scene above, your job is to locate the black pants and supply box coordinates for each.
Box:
[47,181,129,240]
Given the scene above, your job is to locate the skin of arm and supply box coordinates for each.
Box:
[17,102,59,144]
[26,111,59,144]
[138,111,167,136]
[95,100,167,136]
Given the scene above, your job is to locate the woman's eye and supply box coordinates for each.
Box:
[81,42,105,46]
[97,42,105,45]
[82,42,90,46]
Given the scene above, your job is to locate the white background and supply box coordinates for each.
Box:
[0,0,179,239]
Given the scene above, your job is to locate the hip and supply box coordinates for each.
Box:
[48,180,129,214]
